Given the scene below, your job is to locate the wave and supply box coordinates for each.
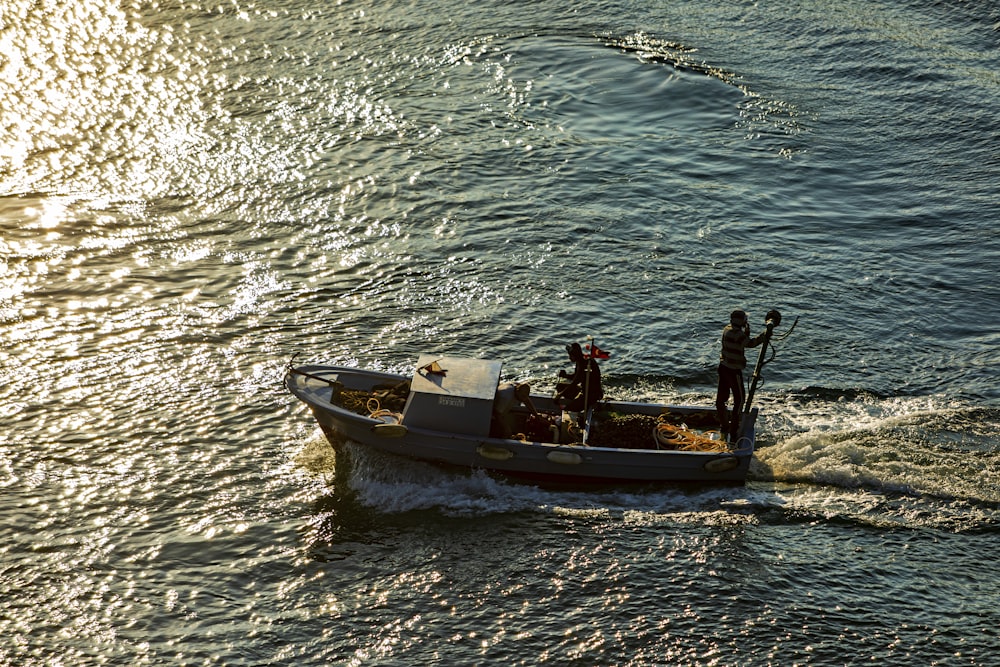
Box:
[755,404,1000,498]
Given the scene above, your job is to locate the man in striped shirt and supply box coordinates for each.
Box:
[716,309,766,442]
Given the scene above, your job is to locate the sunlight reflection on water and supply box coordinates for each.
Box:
[2,1,209,199]
[2,1,999,664]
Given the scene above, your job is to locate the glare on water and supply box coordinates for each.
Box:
[2,0,999,664]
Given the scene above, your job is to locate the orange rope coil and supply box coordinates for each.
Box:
[653,419,728,452]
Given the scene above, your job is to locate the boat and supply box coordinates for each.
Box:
[284,312,788,485]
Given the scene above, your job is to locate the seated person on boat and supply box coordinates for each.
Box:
[492,382,539,438]
[553,342,604,412]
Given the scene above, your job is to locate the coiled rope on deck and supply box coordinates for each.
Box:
[369,408,403,424]
[654,418,728,452]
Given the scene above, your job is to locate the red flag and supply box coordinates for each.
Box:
[585,344,610,360]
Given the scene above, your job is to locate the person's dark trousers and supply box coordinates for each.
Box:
[715,363,745,441]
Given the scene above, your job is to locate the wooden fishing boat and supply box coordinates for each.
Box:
[284,343,771,485]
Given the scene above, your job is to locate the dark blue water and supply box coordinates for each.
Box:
[2,0,998,664]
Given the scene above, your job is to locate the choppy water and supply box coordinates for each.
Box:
[2,0,998,664]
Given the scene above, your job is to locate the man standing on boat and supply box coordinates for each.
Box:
[716,309,766,442]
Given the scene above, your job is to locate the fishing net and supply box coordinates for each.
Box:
[588,410,729,452]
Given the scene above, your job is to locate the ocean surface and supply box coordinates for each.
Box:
[2,0,999,664]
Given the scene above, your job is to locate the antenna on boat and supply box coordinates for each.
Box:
[738,309,797,442]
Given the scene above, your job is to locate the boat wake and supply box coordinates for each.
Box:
[293,397,999,533]
[756,401,999,494]
[748,400,1000,532]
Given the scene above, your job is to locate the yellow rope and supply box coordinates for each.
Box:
[337,390,370,411]
[654,421,728,452]
[369,408,401,423]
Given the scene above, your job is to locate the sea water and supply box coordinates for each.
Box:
[1,0,998,664]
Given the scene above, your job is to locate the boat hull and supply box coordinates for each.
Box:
[285,363,755,485]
